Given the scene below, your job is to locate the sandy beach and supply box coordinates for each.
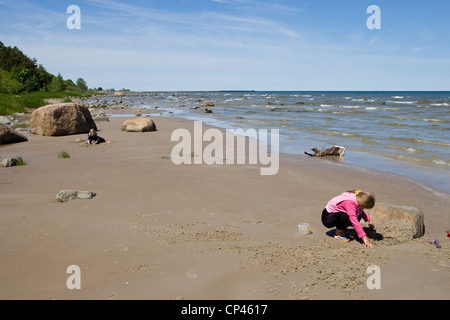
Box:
[0,114,449,301]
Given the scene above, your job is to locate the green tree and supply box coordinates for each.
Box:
[76,78,88,92]
[0,42,37,74]
[49,73,66,92]
[10,67,39,93]
[0,67,21,94]
[65,79,77,91]
[22,74,40,93]
[36,64,53,91]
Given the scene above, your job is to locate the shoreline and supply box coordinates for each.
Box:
[1,114,449,300]
[120,109,450,195]
[84,91,450,195]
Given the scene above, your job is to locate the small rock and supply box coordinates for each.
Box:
[1,158,18,168]
[76,191,97,200]
[57,190,96,202]
[0,116,11,125]
[201,101,215,108]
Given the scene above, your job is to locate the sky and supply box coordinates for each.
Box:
[1,0,449,91]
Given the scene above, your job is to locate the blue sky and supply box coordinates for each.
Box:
[1,0,449,91]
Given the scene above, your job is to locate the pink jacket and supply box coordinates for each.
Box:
[326,192,371,238]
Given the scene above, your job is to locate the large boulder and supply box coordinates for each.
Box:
[370,203,425,239]
[0,123,28,145]
[29,103,97,136]
[121,118,156,132]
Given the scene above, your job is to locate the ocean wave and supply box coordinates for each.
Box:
[388,137,450,147]
[370,152,449,168]
[386,144,425,154]
[360,138,378,145]
[430,103,449,106]
[387,100,417,104]
[384,122,406,127]
[432,159,450,167]
[331,110,365,115]
[393,116,449,123]
[342,105,360,109]
[322,130,360,138]
[423,118,449,123]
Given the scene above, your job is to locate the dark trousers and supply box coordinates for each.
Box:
[321,208,361,231]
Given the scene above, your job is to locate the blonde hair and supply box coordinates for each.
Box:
[89,129,96,136]
[347,190,376,209]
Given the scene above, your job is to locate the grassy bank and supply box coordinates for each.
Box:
[0,91,95,115]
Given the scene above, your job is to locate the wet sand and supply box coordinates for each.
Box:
[0,116,449,300]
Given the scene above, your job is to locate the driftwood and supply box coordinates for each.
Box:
[304,145,345,157]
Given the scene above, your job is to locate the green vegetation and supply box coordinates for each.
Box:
[14,156,28,166]
[0,41,98,115]
[58,151,71,159]
[0,91,93,115]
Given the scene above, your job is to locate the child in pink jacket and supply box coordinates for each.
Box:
[322,190,376,248]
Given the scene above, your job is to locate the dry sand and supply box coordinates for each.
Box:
[0,115,449,300]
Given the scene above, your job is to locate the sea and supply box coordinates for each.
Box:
[101,91,450,194]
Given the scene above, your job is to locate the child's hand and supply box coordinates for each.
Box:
[362,236,374,248]
[368,221,375,229]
